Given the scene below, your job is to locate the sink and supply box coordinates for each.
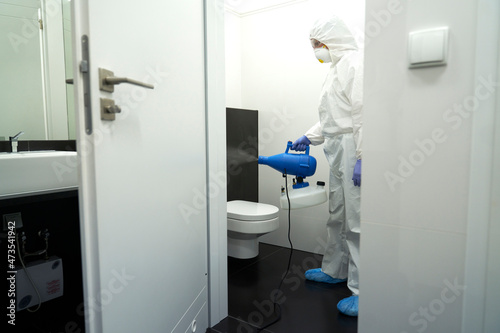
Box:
[0,151,78,198]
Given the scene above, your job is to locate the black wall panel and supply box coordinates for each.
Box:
[226,108,258,202]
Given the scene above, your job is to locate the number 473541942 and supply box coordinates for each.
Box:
[7,222,16,269]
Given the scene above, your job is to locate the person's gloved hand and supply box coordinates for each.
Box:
[352,159,361,186]
[291,135,311,151]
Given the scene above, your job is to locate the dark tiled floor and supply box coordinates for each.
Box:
[208,243,358,333]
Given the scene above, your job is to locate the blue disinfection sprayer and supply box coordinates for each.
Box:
[258,141,317,189]
[259,141,327,209]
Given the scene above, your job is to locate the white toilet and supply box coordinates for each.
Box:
[227,200,279,259]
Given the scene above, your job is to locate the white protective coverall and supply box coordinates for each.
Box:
[305,16,363,295]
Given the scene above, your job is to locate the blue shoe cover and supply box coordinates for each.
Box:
[305,268,347,284]
[337,295,358,316]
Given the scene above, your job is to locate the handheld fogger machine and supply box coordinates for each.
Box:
[258,141,327,210]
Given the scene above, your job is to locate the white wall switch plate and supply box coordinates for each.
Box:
[408,27,449,68]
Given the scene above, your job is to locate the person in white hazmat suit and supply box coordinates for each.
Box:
[291,15,363,317]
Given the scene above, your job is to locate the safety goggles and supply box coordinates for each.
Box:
[310,39,325,48]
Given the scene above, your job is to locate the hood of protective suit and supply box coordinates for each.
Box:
[310,15,358,66]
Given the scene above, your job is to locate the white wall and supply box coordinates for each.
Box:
[225,0,365,254]
[359,0,498,332]
[224,11,242,108]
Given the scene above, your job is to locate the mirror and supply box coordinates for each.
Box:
[0,0,74,141]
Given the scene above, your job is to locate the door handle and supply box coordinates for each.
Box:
[99,68,154,92]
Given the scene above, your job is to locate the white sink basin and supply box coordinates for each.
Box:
[0,151,78,198]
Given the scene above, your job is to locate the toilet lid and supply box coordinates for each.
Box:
[227,200,279,221]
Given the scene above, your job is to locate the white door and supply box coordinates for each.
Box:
[72,1,209,332]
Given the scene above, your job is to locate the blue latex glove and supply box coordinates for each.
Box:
[291,135,311,151]
[305,268,347,284]
[352,159,361,186]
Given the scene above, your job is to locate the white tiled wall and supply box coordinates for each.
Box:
[359,0,483,332]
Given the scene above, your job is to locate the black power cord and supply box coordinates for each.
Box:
[251,171,294,332]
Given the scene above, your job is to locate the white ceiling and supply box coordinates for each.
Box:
[224,0,305,16]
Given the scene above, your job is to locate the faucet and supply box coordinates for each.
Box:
[9,131,24,153]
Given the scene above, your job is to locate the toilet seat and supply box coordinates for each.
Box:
[227,200,279,221]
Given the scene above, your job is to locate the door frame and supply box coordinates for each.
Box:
[461,0,500,331]
[204,0,228,326]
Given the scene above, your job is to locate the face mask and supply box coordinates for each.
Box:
[314,46,332,63]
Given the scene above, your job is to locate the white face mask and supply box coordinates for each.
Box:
[314,46,332,63]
